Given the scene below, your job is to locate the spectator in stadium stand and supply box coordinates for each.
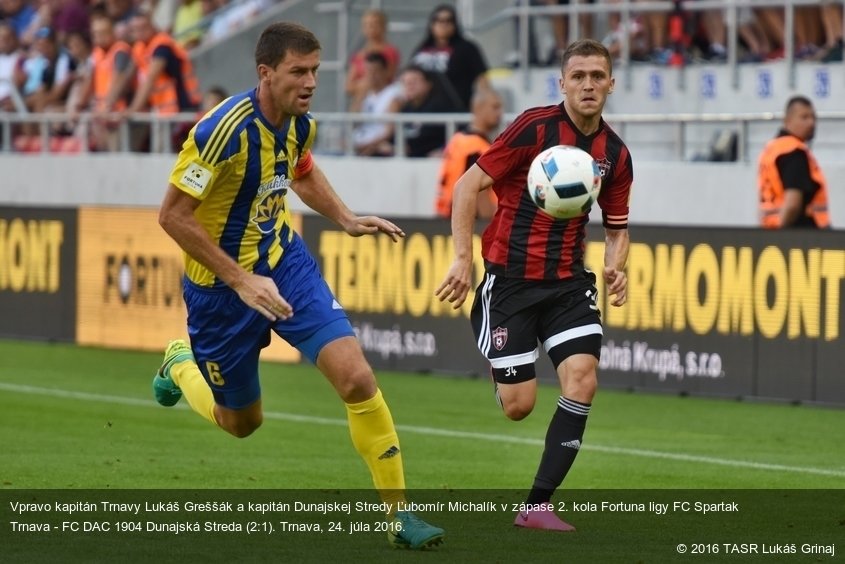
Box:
[77,10,134,151]
[14,26,77,145]
[60,28,91,137]
[436,39,632,533]
[171,84,227,149]
[20,26,75,113]
[0,21,25,111]
[757,95,830,229]
[817,2,843,62]
[754,7,786,60]
[351,51,402,157]
[49,0,90,46]
[104,0,138,42]
[125,11,200,116]
[601,4,650,63]
[0,0,38,42]
[171,0,205,49]
[199,84,226,112]
[635,0,669,63]
[737,7,772,62]
[698,9,728,61]
[202,0,269,45]
[507,0,570,67]
[528,0,594,66]
[398,63,461,158]
[344,8,400,111]
[434,88,503,220]
[410,4,489,111]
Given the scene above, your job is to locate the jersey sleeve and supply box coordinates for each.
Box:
[597,144,633,230]
[168,114,238,200]
[476,112,539,182]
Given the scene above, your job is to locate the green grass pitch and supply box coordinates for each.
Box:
[1,340,843,563]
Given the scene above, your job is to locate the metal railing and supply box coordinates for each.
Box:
[0,111,200,155]
[3,110,845,162]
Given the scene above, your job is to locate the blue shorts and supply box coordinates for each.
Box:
[183,234,354,409]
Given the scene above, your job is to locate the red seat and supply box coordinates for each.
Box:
[12,135,37,153]
[46,136,83,153]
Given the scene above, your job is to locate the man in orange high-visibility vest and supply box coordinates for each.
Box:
[126,11,200,116]
[434,88,503,220]
[757,95,831,229]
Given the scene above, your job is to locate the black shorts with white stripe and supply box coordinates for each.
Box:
[470,270,602,383]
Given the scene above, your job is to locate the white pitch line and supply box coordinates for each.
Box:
[2,382,844,479]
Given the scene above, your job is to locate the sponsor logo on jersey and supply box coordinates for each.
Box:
[180,162,213,194]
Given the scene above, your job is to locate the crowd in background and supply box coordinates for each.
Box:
[0,0,249,152]
[0,0,843,154]
[515,0,843,66]
[351,4,490,159]
[351,2,843,159]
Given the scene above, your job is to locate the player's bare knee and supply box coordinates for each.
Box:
[566,369,597,401]
[226,416,262,438]
[503,403,533,421]
[501,396,535,421]
[226,425,253,439]
[218,409,262,438]
[335,365,377,403]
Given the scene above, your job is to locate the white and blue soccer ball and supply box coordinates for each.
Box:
[526,145,602,220]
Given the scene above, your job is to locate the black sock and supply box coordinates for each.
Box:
[525,396,590,504]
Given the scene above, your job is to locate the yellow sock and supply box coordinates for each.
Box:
[170,360,218,427]
[345,388,406,510]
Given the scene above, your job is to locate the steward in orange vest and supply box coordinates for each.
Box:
[434,89,503,219]
[436,129,496,217]
[128,13,200,115]
[91,33,132,112]
[757,96,830,229]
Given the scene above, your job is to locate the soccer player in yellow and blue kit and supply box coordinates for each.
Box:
[152,21,443,550]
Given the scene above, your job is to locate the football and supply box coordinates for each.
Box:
[526,145,602,219]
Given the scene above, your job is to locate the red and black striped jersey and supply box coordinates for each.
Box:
[476,102,633,281]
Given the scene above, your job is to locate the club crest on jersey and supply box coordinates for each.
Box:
[252,191,285,234]
[492,327,508,351]
[595,157,612,178]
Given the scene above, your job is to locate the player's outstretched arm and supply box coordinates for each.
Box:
[435,164,493,309]
[159,184,292,321]
[291,161,404,241]
[603,227,630,307]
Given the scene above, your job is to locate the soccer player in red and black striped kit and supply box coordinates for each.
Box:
[436,39,631,531]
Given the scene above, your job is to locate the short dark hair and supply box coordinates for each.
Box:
[401,64,434,84]
[255,21,321,69]
[785,95,813,113]
[207,86,228,100]
[560,39,613,76]
[364,51,388,68]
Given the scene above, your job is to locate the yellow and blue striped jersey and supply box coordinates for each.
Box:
[169,89,316,287]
